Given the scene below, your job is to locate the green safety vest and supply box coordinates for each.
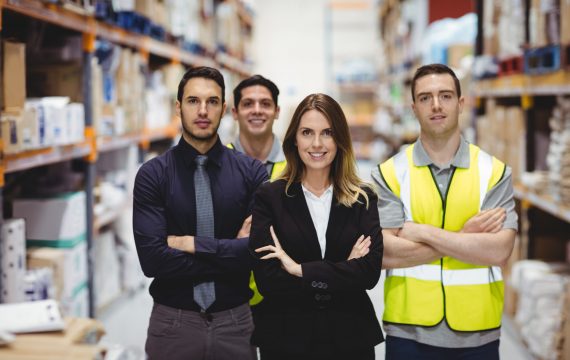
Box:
[380,143,506,331]
[227,142,287,306]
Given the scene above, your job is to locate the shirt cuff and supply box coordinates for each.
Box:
[194,236,218,254]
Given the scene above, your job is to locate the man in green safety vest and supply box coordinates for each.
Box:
[228,75,286,306]
[372,64,518,359]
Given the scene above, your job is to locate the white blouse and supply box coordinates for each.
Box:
[301,184,333,258]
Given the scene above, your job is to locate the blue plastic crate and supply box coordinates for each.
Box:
[524,45,561,75]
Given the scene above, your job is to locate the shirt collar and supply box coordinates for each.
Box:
[234,133,285,164]
[176,136,224,168]
[266,134,286,163]
[413,136,470,169]
[301,183,334,200]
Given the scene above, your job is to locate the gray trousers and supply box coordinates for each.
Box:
[145,302,256,360]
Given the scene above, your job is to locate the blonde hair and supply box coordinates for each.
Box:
[279,93,374,208]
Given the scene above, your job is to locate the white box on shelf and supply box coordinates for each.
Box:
[0,300,64,333]
[94,231,122,310]
[0,218,26,303]
[65,102,85,144]
[13,191,86,247]
[61,282,89,318]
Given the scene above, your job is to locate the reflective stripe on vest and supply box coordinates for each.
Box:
[269,161,286,180]
[380,143,506,331]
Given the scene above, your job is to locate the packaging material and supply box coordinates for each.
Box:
[512,260,570,360]
[26,97,74,146]
[216,1,241,56]
[529,0,560,46]
[65,283,90,318]
[135,0,154,18]
[24,267,55,301]
[13,191,86,247]
[0,300,64,333]
[446,44,473,69]
[65,102,86,144]
[94,231,122,310]
[1,111,23,154]
[546,96,570,203]
[483,0,500,55]
[0,317,105,359]
[145,71,172,130]
[562,0,570,44]
[112,0,135,11]
[26,241,88,305]
[497,0,525,57]
[27,62,83,103]
[2,40,26,110]
[0,219,26,303]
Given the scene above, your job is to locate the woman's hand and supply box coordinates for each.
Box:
[255,226,303,277]
[348,235,371,260]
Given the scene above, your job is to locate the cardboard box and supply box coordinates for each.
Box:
[446,44,473,69]
[27,62,83,103]
[135,0,154,18]
[63,283,89,318]
[93,231,121,311]
[27,241,88,302]
[562,0,570,44]
[0,219,26,303]
[13,192,86,246]
[1,111,23,154]
[2,41,26,110]
[0,317,105,360]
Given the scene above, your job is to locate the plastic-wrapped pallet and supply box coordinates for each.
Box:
[497,0,526,57]
[546,96,570,203]
[511,260,570,360]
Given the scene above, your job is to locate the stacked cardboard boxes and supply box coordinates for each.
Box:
[13,192,89,317]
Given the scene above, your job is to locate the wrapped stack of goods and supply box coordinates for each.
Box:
[476,99,525,182]
[511,260,570,360]
[546,96,570,204]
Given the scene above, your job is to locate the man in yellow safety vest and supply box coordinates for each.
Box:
[229,75,286,306]
[372,64,517,359]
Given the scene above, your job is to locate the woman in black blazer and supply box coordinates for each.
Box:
[249,93,384,360]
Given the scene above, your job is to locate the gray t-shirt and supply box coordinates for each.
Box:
[371,138,518,348]
[232,134,285,176]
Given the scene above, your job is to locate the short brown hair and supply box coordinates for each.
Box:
[411,64,461,102]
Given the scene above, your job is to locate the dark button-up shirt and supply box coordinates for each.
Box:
[133,137,268,311]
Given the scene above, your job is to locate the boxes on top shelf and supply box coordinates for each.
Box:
[563,0,570,45]
[2,40,26,111]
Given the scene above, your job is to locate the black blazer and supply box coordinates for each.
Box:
[249,179,384,353]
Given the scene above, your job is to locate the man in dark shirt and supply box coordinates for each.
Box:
[133,66,267,360]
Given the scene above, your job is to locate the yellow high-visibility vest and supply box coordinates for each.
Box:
[380,143,506,331]
[227,142,287,306]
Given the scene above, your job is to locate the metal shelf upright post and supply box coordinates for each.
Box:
[83,30,97,318]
